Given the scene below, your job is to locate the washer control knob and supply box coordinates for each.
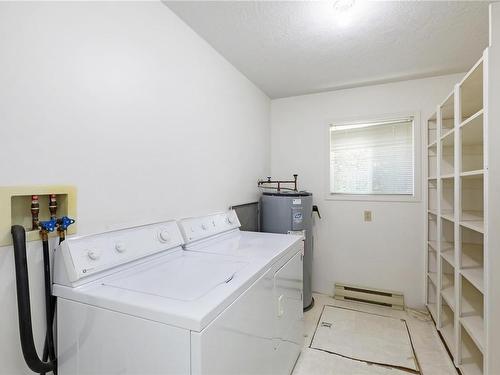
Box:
[158,229,170,243]
[115,242,126,253]
[87,249,100,261]
[201,223,208,231]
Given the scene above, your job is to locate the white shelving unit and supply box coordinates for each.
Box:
[424,14,500,370]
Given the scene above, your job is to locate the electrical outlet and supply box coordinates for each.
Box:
[364,210,372,222]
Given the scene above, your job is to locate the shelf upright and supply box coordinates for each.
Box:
[425,108,439,324]
[438,90,456,358]
[453,82,461,368]
[435,103,442,330]
[485,5,500,373]
[457,52,485,375]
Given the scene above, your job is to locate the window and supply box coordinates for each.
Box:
[329,117,414,196]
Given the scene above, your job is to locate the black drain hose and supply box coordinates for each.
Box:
[41,236,63,375]
[11,225,56,374]
[42,238,56,370]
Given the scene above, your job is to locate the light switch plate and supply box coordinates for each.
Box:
[0,185,77,246]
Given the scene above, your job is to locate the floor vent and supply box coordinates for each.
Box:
[334,283,405,310]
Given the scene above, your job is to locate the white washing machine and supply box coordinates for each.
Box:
[52,210,303,375]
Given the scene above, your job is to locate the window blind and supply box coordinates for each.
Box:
[330,119,414,195]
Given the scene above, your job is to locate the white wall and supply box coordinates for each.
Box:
[0,2,269,373]
[270,74,463,308]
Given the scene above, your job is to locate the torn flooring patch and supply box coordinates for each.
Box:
[310,306,419,372]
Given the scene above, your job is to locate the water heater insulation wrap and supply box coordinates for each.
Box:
[260,192,313,309]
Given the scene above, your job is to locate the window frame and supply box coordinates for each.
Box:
[324,112,422,202]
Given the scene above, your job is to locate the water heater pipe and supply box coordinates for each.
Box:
[257,174,298,192]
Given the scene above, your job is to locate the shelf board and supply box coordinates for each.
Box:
[461,316,484,353]
[462,242,483,253]
[460,221,484,234]
[459,55,483,85]
[440,173,454,179]
[461,170,484,178]
[428,209,438,216]
[441,211,455,223]
[460,57,483,121]
[459,362,483,375]
[441,286,455,311]
[460,109,484,129]
[460,211,484,234]
[428,272,438,287]
[428,140,437,148]
[462,246,483,266]
[440,323,455,355]
[441,241,454,252]
[441,250,455,267]
[441,241,455,252]
[459,304,484,375]
[440,90,455,126]
[428,176,437,181]
[442,271,454,289]
[441,138,455,148]
[440,89,454,108]
[427,302,437,322]
[428,240,438,252]
[441,129,455,143]
[461,276,483,316]
[461,267,484,294]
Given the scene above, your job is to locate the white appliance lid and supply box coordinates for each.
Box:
[102,253,248,302]
[185,230,303,262]
[179,210,240,243]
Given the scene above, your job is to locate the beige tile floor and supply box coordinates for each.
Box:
[292,293,458,375]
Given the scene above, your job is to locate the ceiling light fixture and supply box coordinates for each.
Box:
[333,0,356,12]
[332,0,358,28]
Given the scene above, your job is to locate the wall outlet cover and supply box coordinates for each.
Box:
[364,210,372,222]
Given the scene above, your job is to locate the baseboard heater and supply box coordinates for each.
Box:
[334,283,405,310]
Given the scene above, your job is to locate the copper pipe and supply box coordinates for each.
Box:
[57,227,65,242]
[39,230,48,242]
[30,195,39,231]
[48,194,57,220]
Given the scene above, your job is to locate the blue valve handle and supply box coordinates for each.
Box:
[58,216,75,231]
[39,219,57,233]
[39,217,75,233]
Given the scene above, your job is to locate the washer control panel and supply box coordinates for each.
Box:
[59,220,183,283]
[178,210,241,243]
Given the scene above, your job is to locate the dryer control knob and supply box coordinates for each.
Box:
[115,242,126,253]
[158,229,170,243]
[201,223,208,231]
[87,249,100,261]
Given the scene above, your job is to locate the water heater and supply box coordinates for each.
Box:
[260,191,313,310]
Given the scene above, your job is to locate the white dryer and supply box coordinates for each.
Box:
[180,211,304,375]
[52,211,303,375]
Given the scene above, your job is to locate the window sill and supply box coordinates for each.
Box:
[325,193,421,203]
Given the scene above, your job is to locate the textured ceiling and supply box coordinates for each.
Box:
[165,1,490,99]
